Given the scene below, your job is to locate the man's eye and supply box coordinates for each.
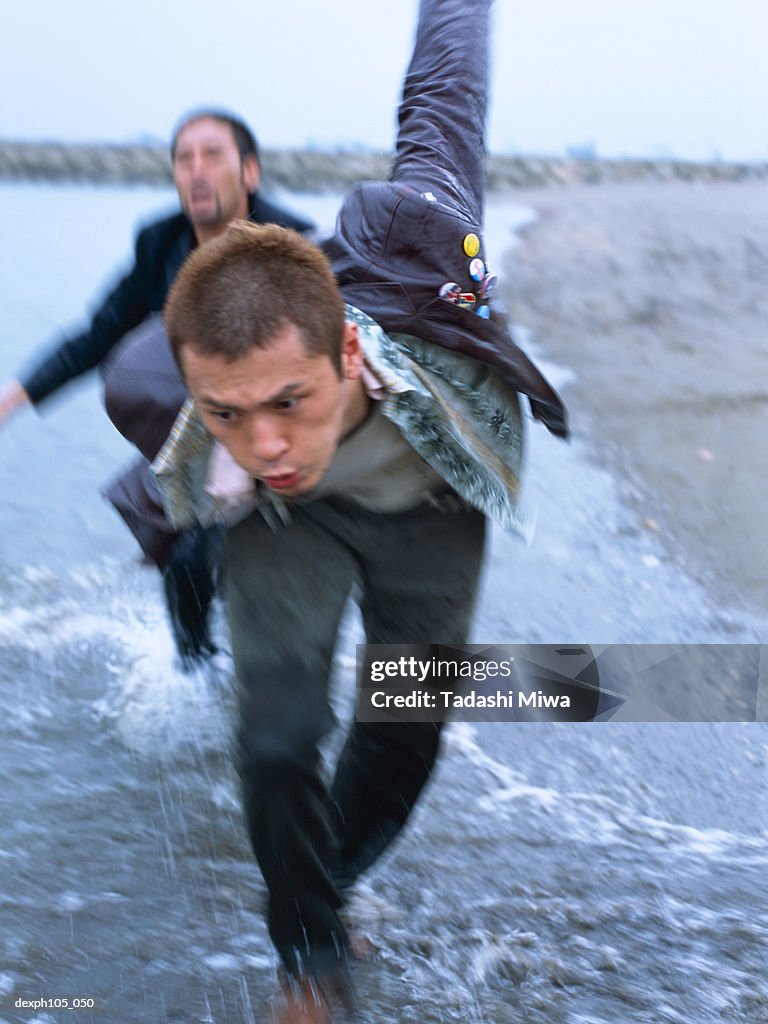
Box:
[275,398,299,411]
[212,410,236,423]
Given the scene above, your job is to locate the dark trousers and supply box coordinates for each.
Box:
[227,497,486,980]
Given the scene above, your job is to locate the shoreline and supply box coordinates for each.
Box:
[1,141,767,191]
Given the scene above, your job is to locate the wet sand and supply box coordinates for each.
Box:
[501,181,768,619]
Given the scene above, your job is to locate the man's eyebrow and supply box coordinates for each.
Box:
[198,383,305,413]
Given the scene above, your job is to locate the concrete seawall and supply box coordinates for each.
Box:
[1,141,766,191]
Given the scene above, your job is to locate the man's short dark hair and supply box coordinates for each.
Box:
[164,222,345,375]
[170,108,260,166]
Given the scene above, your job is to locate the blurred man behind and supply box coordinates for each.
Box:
[0,110,315,667]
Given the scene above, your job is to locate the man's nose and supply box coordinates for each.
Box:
[189,151,207,176]
[245,418,290,465]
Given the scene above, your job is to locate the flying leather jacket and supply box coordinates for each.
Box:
[115,0,568,555]
[320,0,566,439]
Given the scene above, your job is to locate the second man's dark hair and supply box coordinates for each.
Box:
[170,108,260,167]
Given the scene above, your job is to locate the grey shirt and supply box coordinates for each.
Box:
[304,398,445,512]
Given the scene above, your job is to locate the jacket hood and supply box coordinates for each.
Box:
[323,181,567,438]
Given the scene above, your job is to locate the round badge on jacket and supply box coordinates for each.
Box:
[462,233,481,258]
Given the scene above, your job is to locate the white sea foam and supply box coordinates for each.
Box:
[2,558,234,752]
[447,721,768,870]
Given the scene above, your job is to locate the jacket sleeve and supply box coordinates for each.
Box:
[390,0,490,225]
[19,226,159,406]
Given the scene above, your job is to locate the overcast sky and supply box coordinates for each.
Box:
[1,0,766,161]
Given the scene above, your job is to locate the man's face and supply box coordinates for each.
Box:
[181,322,368,498]
[172,117,259,238]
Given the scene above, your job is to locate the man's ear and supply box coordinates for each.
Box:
[242,154,261,193]
[340,322,364,380]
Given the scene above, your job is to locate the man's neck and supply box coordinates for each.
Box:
[340,376,371,441]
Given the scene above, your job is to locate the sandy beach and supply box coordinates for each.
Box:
[501,180,768,620]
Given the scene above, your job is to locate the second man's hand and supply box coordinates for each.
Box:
[0,380,31,428]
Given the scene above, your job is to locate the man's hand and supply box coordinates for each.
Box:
[0,380,31,428]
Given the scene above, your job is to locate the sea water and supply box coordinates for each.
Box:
[0,182,766,1023]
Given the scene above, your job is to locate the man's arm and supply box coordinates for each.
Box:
[0,241,158,425]
[5,216,182,416]
[391,0,490,224]
[17,247,155,407]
